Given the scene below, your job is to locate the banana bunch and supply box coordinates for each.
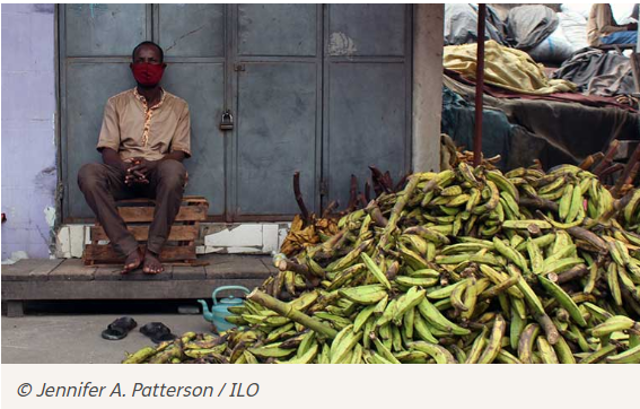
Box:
[504,164,639,235]
[216,232,640,364]
[122,332,233,364]
[440,134,501,171]
[279,215,340,257]
[125,164,640,364]
[456,151,501,170]
[620,189,640,234]
[508,164,613,227]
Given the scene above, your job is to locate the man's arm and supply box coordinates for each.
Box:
[97,99,124,167]
[597,4,629,35]
[102,148,148,185]
[101,148,127,172]
[160,150,187,163]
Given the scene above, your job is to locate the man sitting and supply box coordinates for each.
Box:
[78,41,191,274]
[587,4,638,46]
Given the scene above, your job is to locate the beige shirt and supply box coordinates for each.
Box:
[587,4,630,46]
[96,88,191,161]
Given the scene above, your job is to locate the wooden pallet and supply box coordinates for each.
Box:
[82,196,208,265]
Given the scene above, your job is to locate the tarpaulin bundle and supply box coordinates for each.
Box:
[443,40,576,95]
[444,4,508,46]
[506,5,559,50]
[445,68,636,112]
[553,48,636,97]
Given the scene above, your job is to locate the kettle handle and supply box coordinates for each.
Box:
[212,285,251,305]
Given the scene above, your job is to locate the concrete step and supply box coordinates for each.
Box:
[1,255,275,316]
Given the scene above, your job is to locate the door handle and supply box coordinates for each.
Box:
[220,110,234,131]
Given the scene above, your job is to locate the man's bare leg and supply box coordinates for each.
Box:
[121,247,144,274]
[142,250,164,274]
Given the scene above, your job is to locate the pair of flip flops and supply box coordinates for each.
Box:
[101,317,177,343]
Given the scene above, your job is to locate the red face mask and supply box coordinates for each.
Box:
[131,63,165,87]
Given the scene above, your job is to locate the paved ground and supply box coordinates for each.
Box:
[2,313,215,363]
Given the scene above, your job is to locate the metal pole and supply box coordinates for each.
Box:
[473,4,487,167]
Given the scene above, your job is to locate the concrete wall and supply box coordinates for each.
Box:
[54,222,291,258]
[1,4,57,260]
[412,4,444,173]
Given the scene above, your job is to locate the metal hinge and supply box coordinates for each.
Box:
[233,64,246,72]
[319,179,328,196]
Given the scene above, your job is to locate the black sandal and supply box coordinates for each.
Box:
[101,317,137,341]
[139,322,178,344]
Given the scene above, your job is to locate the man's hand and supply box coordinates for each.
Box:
[626,23,638,31]
[100,148,146,186]
[124,158,154,186]
[124,168,149,186]
[128,158,158,178]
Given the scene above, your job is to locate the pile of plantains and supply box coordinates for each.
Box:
[124,163,640,364]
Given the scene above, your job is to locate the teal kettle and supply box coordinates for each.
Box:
[198,285,250,332]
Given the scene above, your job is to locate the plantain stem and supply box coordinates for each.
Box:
[247,289,338,339]
[377,175,420,255]
[365,200,388,228]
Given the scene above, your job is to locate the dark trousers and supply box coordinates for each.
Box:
[77,159,187,258]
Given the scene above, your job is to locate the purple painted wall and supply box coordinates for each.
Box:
[1,4,57,259]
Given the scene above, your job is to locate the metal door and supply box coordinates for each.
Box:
[231,5,322,219]
[322,4,412,209]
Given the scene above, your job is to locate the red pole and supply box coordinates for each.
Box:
[473,4,487,167]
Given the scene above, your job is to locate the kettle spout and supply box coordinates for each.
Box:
[197,299,213,321]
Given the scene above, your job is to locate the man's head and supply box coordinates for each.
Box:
[130,41,166,88]
[132,41,164,64]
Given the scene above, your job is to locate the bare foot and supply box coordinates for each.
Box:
[143,250,164,274]
[120,248,143,274]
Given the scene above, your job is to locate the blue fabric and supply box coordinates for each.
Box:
[600,31,637,45]
[441,87,512,168]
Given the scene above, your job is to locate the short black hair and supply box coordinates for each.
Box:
[132,41,164,63]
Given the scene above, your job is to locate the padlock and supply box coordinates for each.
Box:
[220,110,234,131]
